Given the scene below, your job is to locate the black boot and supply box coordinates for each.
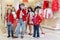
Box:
[7,35,10,38]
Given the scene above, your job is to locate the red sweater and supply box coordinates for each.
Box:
[6,13,14,24]
[33,15,42,26]
[16,9,26,21]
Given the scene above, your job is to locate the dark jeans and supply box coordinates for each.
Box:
[33,25,40,37]
[7,23,13,37]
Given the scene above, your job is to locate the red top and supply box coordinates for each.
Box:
[6,13,14,24]
[16,9,27,21]
[33,15,42,26]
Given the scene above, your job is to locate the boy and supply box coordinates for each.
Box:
[33,6,42,38]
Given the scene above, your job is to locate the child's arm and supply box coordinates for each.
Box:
[26,13,29,23]
[5,13,8,20]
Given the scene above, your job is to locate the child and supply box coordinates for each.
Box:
[26,7,34,35]
[5,8,14,38]
[33,7,42,38]
[13,3,27,38]
[12,7,17,33]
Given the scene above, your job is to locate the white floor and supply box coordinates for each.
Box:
[0,17,60,40]
[0,28,60,40]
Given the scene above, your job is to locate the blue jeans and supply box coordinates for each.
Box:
[7,22,13,37]
[15,18,26,37]
[33,25,40,37]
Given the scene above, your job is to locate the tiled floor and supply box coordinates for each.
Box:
[0,17,60,40]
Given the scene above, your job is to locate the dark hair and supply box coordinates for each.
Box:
[34,6,41,12]
[28,7,33,12]
[19,3,25,10]
[19,4,21,10]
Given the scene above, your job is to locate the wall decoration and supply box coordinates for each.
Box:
[43,0,49,9]
[52,0,59,12]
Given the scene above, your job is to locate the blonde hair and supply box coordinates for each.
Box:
[12,7,16,12]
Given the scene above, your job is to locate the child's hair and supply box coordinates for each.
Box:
[7,8,12,14]
[28,7,33,12]
[21,3,25,6]
[19,3,25,10]
[34,6,41,12]
[19,4,21,10]
[12,7,16,12]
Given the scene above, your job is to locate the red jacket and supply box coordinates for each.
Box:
[6,13,14,24]
[16,9,26,21]
[33,15,42,26]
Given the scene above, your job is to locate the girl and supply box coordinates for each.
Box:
[12,7,16,19]
[26,7,34,35]
[12,7,17,33]
[32,7,42,38]
[5,8,14,38]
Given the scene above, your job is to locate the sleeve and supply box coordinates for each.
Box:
[39,16,43,23]
[5,13,8,20]
[16,9,20,20]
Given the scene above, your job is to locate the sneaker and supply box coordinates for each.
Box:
[21,36,24,39]
[29,33,32,35]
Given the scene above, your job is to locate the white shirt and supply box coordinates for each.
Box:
[20,11,24,18]
[30,12,34,20]
[29,12,34,23]
[12,12,16,19]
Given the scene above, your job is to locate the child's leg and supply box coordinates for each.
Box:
[15,22,20,37]
[37,26,40,37]
[7,25,10,37]
[10,24,14,37]
[21,21,26,38]
[33,25,37,37]
[29,25,32,35]
[25,23,28,33]
[11,30,14,37]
